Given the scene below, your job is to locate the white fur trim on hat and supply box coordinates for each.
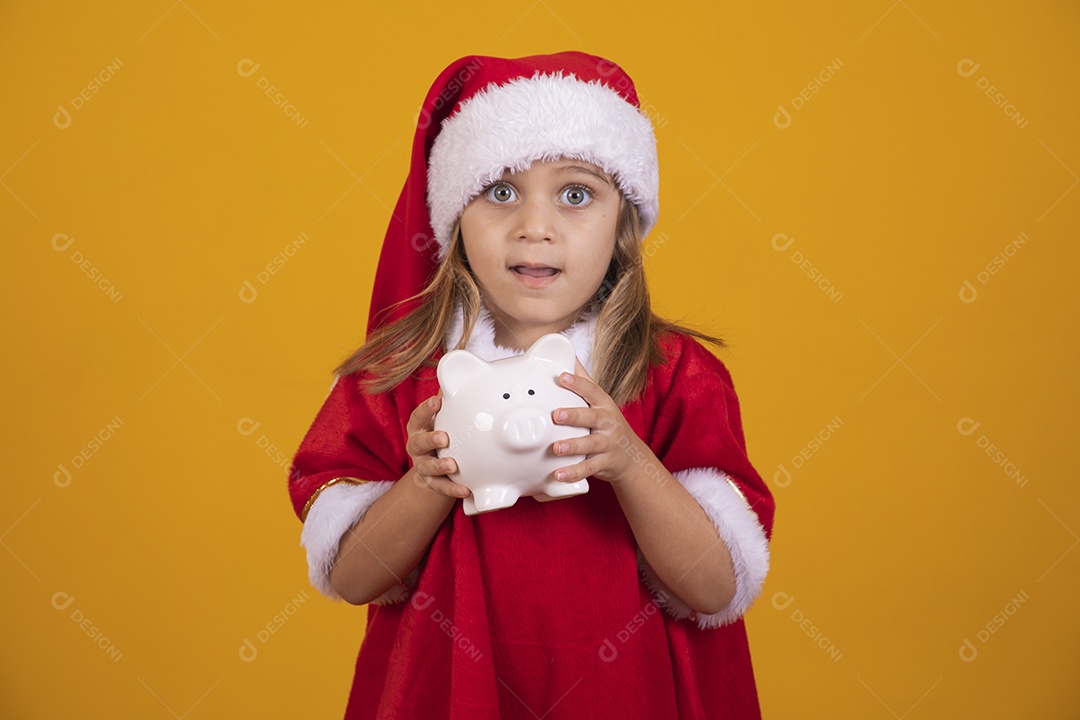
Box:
[427,71,659,259]
[637,467,770,629]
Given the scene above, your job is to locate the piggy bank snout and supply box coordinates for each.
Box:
[499,406,552,451]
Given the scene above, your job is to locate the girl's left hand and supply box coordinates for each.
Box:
[550,357,651,485]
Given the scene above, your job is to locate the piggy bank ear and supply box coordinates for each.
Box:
[437,349,488,395]
[526,333,577,375]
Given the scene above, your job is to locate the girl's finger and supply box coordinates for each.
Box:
[408,427,451,455]
[554,434,599,457]
[556,456,599,483]
[560,369,597,404]
[425,475,471,499]
[425,455,456,477]
[553,405,602,429]
[412,456,457,486]
[406,394,441,437]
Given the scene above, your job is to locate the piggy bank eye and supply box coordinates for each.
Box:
[502,393,510,400]
[528,389,535,395]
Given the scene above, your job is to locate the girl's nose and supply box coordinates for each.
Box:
[514,197,556,242]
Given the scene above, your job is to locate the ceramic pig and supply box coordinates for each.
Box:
[434,333,591,516]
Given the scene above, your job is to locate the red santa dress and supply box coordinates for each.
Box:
[287,300,775,719]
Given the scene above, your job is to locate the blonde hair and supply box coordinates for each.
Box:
[335,196,727,406]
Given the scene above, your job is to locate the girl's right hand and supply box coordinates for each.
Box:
[406,393,471,500]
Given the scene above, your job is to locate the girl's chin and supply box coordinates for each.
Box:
[490,306,591,345]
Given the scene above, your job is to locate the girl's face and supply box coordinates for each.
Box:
[459,157,620,350]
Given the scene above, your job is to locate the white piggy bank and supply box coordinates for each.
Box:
[434,333,591,516]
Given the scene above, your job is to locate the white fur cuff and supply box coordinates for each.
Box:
[637,468,770,629]
[300,481,396,601]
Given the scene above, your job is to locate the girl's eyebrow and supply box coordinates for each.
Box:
[556,165,613,187]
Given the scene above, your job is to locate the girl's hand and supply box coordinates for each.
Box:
[550,358,651,485]
[406,392,472,500]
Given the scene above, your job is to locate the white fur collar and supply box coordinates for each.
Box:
[444,299,598,376]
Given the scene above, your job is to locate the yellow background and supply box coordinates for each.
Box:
[2,1,1077,717]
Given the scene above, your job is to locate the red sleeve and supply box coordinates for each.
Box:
[637,331,775,627]
[651,332,774,534]
[287,372,410,521]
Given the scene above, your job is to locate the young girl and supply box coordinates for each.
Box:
[288,51,775,719]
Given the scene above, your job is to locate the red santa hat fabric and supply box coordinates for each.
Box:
[367,51,659,336]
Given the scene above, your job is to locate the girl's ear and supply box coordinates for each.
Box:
[437,350,488,395]
[525,333,578,375]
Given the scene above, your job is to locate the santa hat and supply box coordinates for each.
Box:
[367,51,659,336]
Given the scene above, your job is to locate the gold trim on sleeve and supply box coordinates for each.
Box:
[301,476,370,522]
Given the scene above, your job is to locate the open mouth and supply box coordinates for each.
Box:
[511,266,560,278]
[509,264,561,288]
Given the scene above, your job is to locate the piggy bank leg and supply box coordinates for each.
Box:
[535,478,590,502]
[463,486,521,516]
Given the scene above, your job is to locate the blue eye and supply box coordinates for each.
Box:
[562,185,592,206]
[485,183,517,203]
